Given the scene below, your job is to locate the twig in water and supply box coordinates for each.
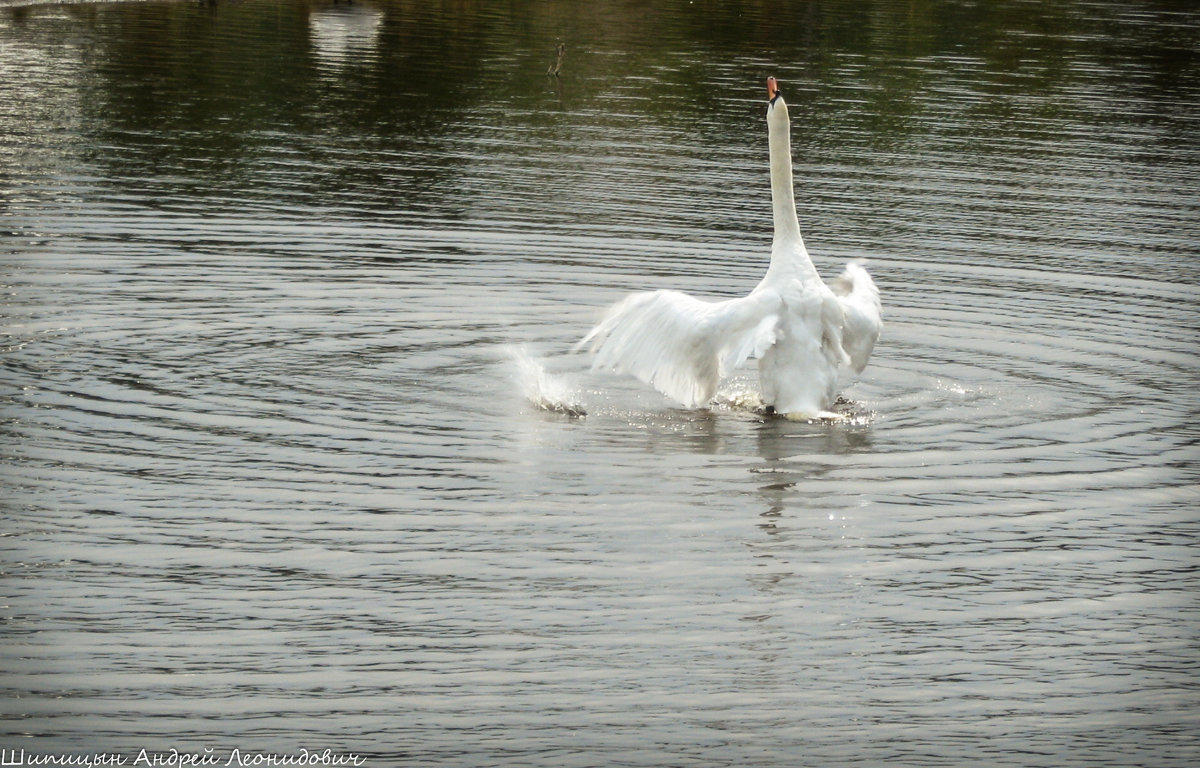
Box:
[546,42,565,77]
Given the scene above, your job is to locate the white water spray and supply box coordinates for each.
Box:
[507,345,586,417]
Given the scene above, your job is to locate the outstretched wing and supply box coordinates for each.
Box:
[577,288,781,407]
[828,261,882,374]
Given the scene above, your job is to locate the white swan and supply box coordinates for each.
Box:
[578,77,881,419]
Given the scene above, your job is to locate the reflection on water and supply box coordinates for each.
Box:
[2,0,1199,765]
[309,3,382,70]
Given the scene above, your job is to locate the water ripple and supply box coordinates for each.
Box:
[3,0,1199,764]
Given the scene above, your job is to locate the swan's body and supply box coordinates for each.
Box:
[579,77,882,418]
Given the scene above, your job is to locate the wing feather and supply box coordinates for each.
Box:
[578,288,781,407]
[829,261,882,374]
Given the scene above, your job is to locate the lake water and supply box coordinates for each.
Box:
[2,0,1198,764]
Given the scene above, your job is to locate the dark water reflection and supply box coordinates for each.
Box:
[2,0,1199,765]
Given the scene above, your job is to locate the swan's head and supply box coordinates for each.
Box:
[766,76,788,124]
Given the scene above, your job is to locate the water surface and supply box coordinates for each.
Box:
[2,0,1199,765]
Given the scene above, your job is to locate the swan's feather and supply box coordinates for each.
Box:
[829,261,882,374]
[578,288,781,408]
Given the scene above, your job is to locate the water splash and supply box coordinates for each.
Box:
[714,387,875,424]
[713,386,767,414]
[507,345,587,417]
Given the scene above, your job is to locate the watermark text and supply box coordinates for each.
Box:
[0,750,366,768]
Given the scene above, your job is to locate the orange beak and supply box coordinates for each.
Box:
[767,77,779,101]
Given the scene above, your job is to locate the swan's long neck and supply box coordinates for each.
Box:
[768,108,800,244]
[767,100,814,272]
